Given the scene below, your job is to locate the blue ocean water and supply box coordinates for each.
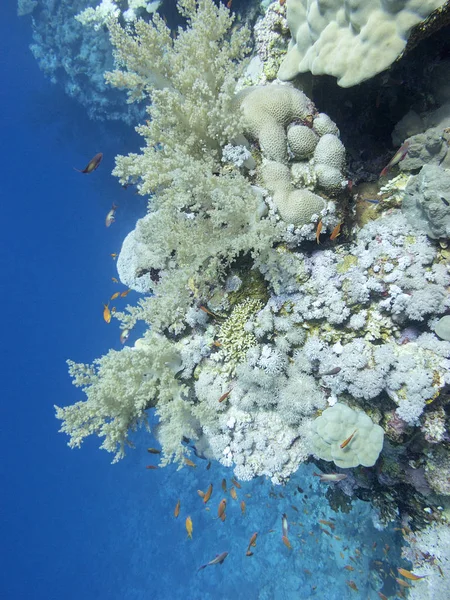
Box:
[1,4,408,600]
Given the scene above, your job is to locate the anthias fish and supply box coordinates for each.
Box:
[74,152,103,173]
[186,516,193,539]
[340,429,358,449]
[397,567,427,580]
[197,551,228,572]
[203,484,213,504]
[103,303,111,324]
[282,513,289,538]
[174,499,180,518]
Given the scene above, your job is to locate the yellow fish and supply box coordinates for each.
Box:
[110,292,120,300]
[186,516,193,539]
[397,568,427,581]
[203,483,213,504]
[184,457,196,468]
[103,303,111,324]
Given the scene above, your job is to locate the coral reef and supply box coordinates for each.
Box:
[56,1,450,544]
[278,0,449,87]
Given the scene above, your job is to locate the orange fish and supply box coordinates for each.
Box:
[397,568,427,580]
[344,565,355,571]
[231,478,241,489]
[203,484,213,504]
[103,303,111,323]
[105,203,117,227]
[346,580,358,592]
[217,499,227,520]
[318,520,335,530]
[110,292,120,300]
[330,223,342,240]
[282,535,292,549]
[174,499,180,518]
[395,578,411,588]
[316,220,323,244]
[226,0,232,9]
[240,500,246,515]
[111,277,119,283]
[120,328,131,344]
[218,389,232,403]
[340,429,357,449]
[186,516,193,539]
[184,457,196,468]
[74,152,103,173]
[377,593,387,600]
[120,289,131,298]
[247,532,258,553]
[110,253,118,260]
[145,465,158,470]
[221,479,227,493]
[230,487,238,501]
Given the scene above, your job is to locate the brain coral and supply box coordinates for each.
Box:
[311,403,384,468]
[278,0,448,87]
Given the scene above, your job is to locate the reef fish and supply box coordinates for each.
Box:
[105,203,117,227]
[397,568,427,580]
[203,483,213,504]
[240,500,246,515]
[186,516,193,539]
[313,472,347,482]
[197,551,228,572]
[340,429,357,449]
[380,141,409,177]
[147,448,161,454]
[282,535,292,549]
[316,220,323,244]
[74,152,103,173]
[230,487,238,501]
[217,499,227,521]
[282,513,289,538]
[120,328,131,344]
[174,499,180,518]
[330,223,342,241]
[103,303,112,324]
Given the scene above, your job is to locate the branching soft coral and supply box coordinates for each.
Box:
[55,332,186,462]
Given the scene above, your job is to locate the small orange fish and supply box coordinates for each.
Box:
[120,289,131,298]
[147,448,161,454]
[120,328,131,344]
[377,593,387,600]
[344,565,355,571]
[395,578,411,588]
[320,527,332,536]
[397,568,427,580]
[316,220,323,244]
[217,499,227,520]
[110,253,118,260]
[186,516,193,539]
[231,478,241,489]
[145,465,158,470]
[103,303,111,323]
[279,0,286,6]
[230,487,238,501]
[226,0,232,9]
[111,277,119,283]
[340,429,357,449]
[184,457,196,468]
[247,532,258,552]
[221,479,227,493]
[218,389,232,403]
[318,520,335,530]
[346,580,358,592]
[240,500,246,515]
[330,222,342,241]
[174,499,180,518]
[105,203,117,227]
[203,483,213,504]
[110,292,120,300]
[282,535,291,549]
[74,152,103,174]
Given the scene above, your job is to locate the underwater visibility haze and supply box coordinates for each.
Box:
[3,1,450,599]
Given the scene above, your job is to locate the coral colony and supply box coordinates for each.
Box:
[30,0,449,594]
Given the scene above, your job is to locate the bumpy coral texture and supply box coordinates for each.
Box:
[311,403,384,468]
[278,0,448,87]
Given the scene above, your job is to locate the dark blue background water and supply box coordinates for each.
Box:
[1,4,405,599]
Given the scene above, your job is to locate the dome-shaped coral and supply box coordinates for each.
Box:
[311,403,384,468]
[287,124,319,159]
